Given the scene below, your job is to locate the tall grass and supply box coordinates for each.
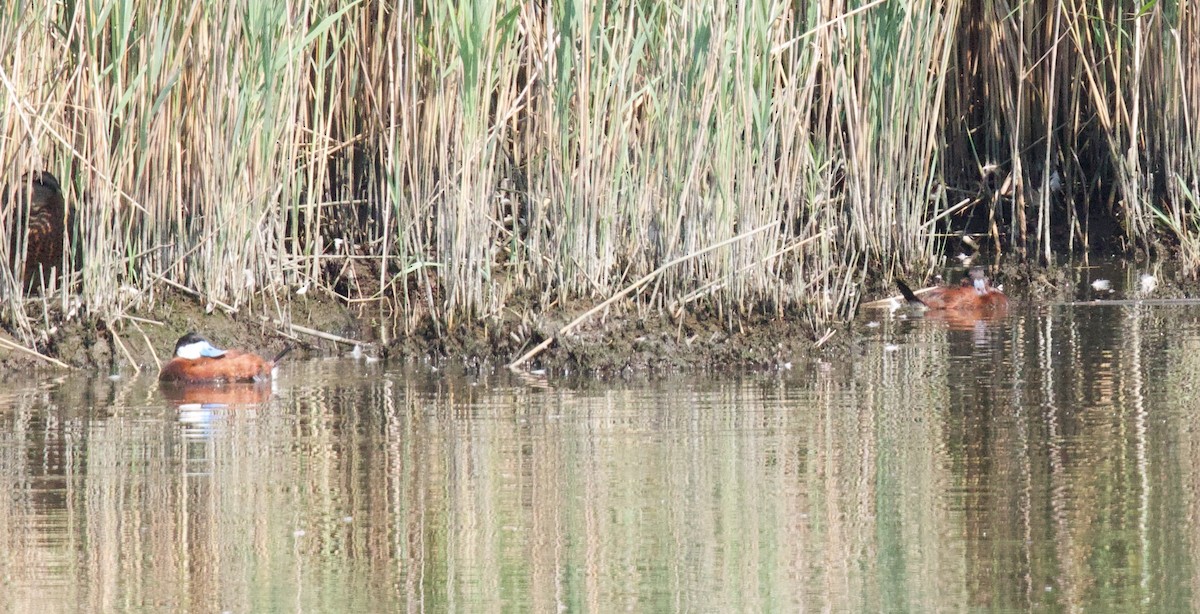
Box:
[947,0,1199,262]
[0,1,1196,352]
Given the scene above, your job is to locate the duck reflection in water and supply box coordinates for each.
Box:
[160,382,275,406]
[895,267,1009,328]
[159,333,291,404]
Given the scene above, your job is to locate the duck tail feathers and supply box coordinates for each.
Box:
[271,345,294,365]
[895,279,925,306]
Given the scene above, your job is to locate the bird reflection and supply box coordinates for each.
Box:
[160,382,274,406]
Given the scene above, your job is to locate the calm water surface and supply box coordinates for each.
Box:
[4,276,1200,611]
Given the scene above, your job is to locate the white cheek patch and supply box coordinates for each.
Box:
[178,341,227,360]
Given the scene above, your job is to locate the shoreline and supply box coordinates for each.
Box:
[0,287,854,377]
[0,259,1176,378]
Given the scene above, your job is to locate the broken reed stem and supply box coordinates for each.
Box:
[675,231,829,308]
[0,335,73,370]
[152,273,238,314]
[508,221,777,372]
[108,325,141,375]
[131,321,162,371]
[273,319,364,346]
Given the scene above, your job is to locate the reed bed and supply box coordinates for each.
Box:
[0,1,1195,352]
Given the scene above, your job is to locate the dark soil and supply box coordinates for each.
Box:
[0,286,847,377]
[0,290,359,376]
[0,257,1191,378]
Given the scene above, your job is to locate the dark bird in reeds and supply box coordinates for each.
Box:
[896,267,1009,312]
[3,171,66,291]
[159,333,292,384]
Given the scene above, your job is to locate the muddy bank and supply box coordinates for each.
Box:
[428,303,853,375]
[0,259,1186,377]
[2,289,843,376]
[0,291,362,377]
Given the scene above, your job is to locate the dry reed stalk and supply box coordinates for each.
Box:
[0,335,73,370]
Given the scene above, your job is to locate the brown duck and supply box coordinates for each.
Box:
[4,172,66,291]
[896,267,1009,312]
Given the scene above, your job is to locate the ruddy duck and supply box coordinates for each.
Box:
[158,333,292,384]
[896,267,1008,311]
[4,171,66,290]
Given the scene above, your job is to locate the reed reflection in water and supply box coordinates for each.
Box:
[2,301,1200,610]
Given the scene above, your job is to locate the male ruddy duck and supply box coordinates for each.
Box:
[159,333,292,384]
[4,171,66,290]
[896,267,1008,312]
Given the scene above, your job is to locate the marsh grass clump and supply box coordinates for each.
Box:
[0,1,1196,360]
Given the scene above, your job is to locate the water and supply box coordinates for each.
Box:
[4,286,1200,611]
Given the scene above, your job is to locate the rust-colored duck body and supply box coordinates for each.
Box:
[158,333,291,384]
[896,268,1009,312]
[4,172,66,290]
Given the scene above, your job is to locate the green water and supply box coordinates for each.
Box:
[3,285,1200,611]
